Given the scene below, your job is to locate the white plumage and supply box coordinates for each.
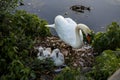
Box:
[50,48,64,66]
[37,46,51,60]
[37,46,45,60]
[43,48,51,58]
[45,15,91,48]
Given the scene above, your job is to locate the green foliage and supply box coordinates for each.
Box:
[0,0,21,13]
[31,58,54,74]
[0,10,51,79]
[92,22,120,53]
[86,49,120,80]
[13,10,51,37]
[54,67,80,80]
[1,60,36,80]
[0,10,50,38]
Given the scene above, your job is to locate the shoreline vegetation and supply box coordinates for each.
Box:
[0,0,120,80]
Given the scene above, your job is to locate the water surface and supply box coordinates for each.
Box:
[19,0,120,32]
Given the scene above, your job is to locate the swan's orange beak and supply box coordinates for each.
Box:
[86,34,91,44]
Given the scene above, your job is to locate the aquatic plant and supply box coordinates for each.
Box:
[54,67,80,80]
[92,22,120,53]
[86,49,120,80]
[30,58,54,77]
[0,10,51,79]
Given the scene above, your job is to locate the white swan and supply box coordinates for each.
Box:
[37,46,45,60]
[37,46,51,60]
[45,15,91,48]
[50,49,64,66]
[43,48,51,58]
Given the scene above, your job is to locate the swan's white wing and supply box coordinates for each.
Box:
[65,18,77,25]
[54,15,83,47]
[55,16,76,43]
[55,22,77,45]
[55,15,68,26]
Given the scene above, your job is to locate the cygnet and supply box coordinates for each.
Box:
[51,49,64,66]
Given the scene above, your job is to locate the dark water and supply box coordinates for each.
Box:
[19,0,120,32]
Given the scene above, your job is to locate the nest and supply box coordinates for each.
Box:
[34,36,95,68]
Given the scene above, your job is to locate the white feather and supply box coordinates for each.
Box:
[50,49,64,66]
[45,15,91,48]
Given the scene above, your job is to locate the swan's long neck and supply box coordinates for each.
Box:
[73,26,83,48]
